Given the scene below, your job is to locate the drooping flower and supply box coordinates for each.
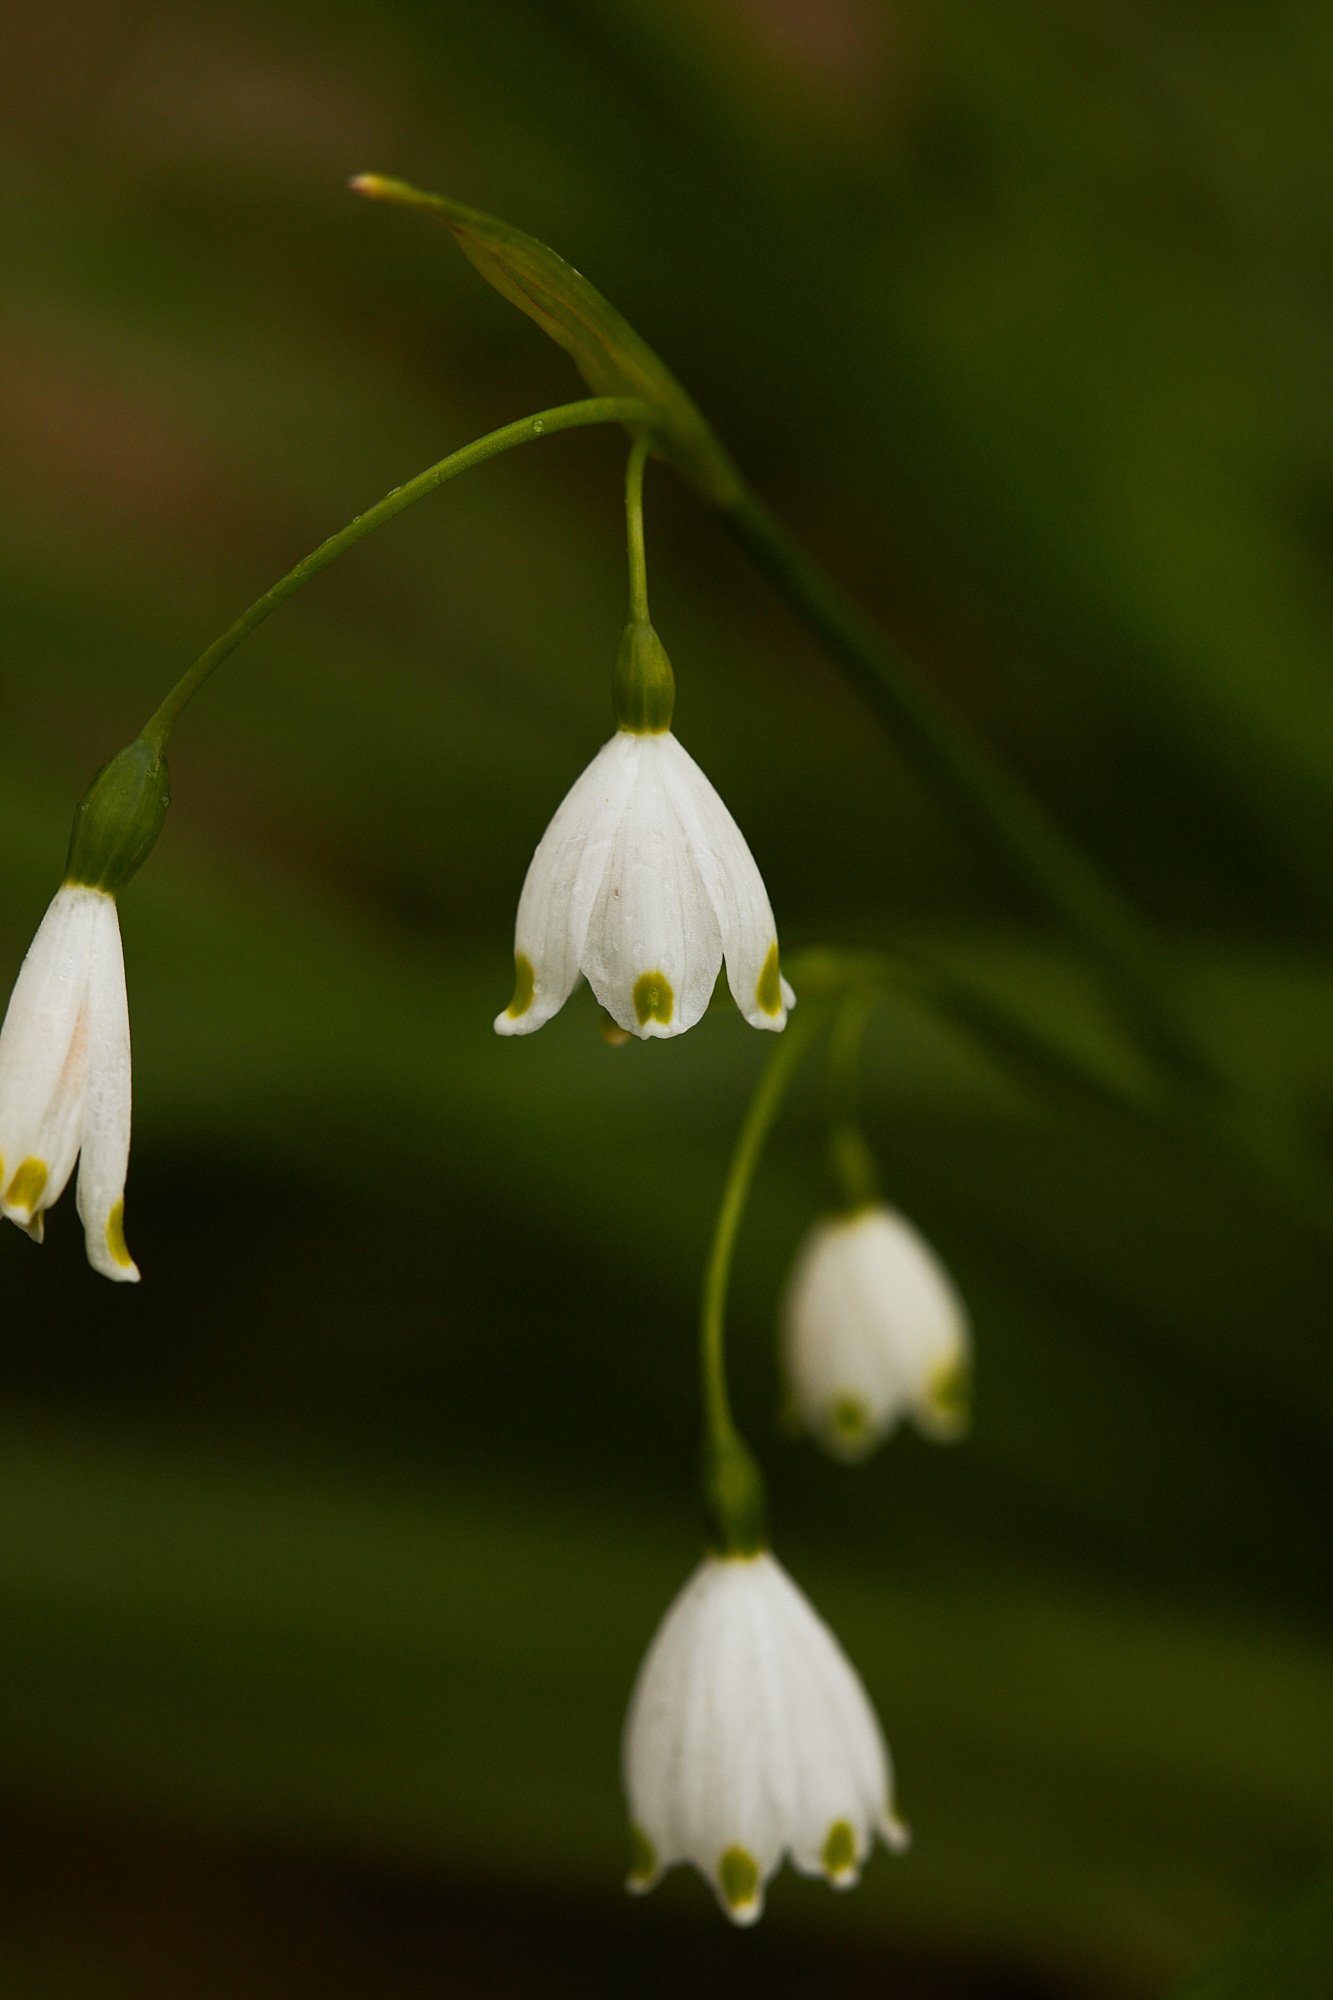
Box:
[782,1204,970,1459]
[0,736,168,1282]
[496,618,792,1040]
[622,1551,908,1924]
[0,884,139,1280]
[495,728,793,1041]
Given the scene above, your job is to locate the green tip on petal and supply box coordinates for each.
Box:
[632,970,674,1027]
[105,1199,134,1271]
[822,1820,858,1885]
[922,1356,971,1438]
[626,1825,658,1891]
[505,952,535,1019]
[828,1395,874,1459]
[755,942,784,1016]
[5,1156,48,1217]
[718,1845,761,1918]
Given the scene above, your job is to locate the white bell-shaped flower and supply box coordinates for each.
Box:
[495,725,794,1041]
[0,884,139,1281]
[782,1204,969,1459]
[622,1551,907,1924]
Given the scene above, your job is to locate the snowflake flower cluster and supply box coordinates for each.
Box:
[0,434,970,1934]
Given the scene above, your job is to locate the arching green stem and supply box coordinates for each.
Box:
[784,944,1333,1250]
[699,1006,825,1552]
[613,436,674,731]
[721,485,1218,1094]
[138,395,655,751]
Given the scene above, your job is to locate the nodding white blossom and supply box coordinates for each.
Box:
[622,1551,907,1924]
[495,729,793,1041]
[0,884,139,1281]
[782,1205,969,1460]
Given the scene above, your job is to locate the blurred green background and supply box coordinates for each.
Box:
[1,2,1331,1994]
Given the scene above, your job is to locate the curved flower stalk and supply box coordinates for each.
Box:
[622,1550,908,1924]
[782,1204,970,1459]
[0,885,138,1280]
[495,725,794,1041]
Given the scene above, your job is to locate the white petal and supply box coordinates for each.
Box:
[784,1216,905,1455]
[625,1558,781,1922]
[654,733,791,1032]
[695,1563,787,1914]
[851,1207,970,1437]
[0,885,99,1227]
[581,736,721,1039]
[622,1561,710,1870]
[26,1035,89,1222]
[494,734,639,1036]
[756,1559,894,1879]
[75,894,138,1282]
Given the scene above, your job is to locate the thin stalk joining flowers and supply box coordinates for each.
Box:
[138,395,656,752]
[699,1003,825,1552]
[785,943,1333,1250]
[720,486,1219,1095]
[824,986,880,1212]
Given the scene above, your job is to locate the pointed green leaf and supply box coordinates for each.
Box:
[351,175,739,505]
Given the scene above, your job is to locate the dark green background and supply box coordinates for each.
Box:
[1,2,1330,1993]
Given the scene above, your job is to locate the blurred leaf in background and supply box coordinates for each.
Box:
[0,1,1330,1995]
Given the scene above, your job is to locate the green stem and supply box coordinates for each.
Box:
[624,435,652,624]
[721,484,1217,1093]
[825,987,880,1210]
[138,396,655,750]
[699,1007,824,1552]
[784,944,1333,1250]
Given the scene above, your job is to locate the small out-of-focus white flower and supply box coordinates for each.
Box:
[782,1204,969,1459]
[622,1550,907,1924]
[0,884,139,1281]
[494,727,793,1041]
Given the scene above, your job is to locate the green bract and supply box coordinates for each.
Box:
[350,175,740,507]
[64,738,171,895]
